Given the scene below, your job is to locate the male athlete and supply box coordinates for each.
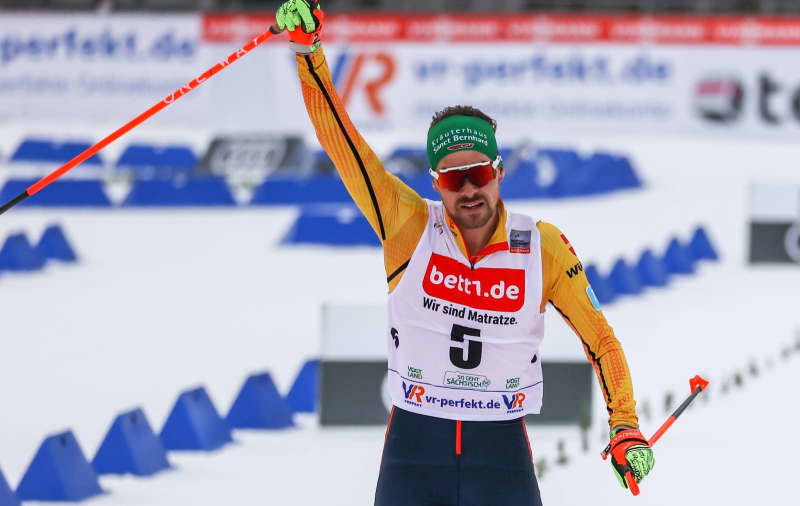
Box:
[274,1,655,504]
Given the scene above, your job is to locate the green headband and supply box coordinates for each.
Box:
[427,115,498,171]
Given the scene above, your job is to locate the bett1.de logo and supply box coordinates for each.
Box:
[423,254,525,312]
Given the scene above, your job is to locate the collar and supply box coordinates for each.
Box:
[445,200,509,265]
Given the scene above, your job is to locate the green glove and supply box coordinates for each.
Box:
[607,427,655,489]
[275,0,323,54]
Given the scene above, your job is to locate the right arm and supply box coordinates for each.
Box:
[295,48,427,291]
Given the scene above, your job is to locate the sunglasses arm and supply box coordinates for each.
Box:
[429,154,503,178]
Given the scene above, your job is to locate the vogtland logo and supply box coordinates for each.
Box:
[444,371,491,390]
[502,393,526,414]
[423,253,525,312]
[402,381,425,407]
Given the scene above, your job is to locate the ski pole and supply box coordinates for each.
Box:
[601,374,709,496]
[0,25,283,217]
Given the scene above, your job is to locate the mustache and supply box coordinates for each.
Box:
[456,196,487,206]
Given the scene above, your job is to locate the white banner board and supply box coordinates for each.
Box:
[0,13,205,124]
[6,13,800,140]
[204,14,800,140]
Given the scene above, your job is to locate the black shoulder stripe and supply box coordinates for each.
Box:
[551,301,614,410]
[303,55,386,241]
[387,259,410,284]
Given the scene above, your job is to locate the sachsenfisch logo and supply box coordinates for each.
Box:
[443,371,491,390]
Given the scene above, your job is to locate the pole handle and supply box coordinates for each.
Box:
[626,472,640,496]
[602,375,709,497]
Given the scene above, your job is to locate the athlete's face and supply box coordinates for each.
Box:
[433,150,504,231]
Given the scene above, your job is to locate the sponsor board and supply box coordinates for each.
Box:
[749,183,800,264]
[320,360,391,425]
[691,68,800,135]
[10,13,800,138]
[0,14,203,123]
[197,134,310,183]
[326,42,800,138]
[200,13,682,136]
[320,43,678,137]
[203,14,800,46]
[8,13,800,138]
[201,13,800,140]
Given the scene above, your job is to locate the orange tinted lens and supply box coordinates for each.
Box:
[465,162,495,187]
[438,162,494,191]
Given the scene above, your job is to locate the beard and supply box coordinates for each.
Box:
[451,195,495,230]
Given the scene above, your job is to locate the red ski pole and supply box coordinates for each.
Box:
[0,25,283,217]
[601,375,710,496]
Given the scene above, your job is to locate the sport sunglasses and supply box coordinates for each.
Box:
[429,155,503,192]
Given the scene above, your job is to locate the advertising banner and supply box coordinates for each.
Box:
[749,184,800,264]
[6,13,800,139]
[0,13,204,124]
[203,13,800,140]
[197,134,311,181]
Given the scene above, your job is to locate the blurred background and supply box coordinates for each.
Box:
[1,1,799,505]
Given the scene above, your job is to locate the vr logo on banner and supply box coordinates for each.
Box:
[331,50,396,116]
[402,382,425,406]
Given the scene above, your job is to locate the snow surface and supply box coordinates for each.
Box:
[1,134,799,505]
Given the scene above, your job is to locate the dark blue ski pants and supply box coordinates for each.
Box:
[375,407,543,506]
